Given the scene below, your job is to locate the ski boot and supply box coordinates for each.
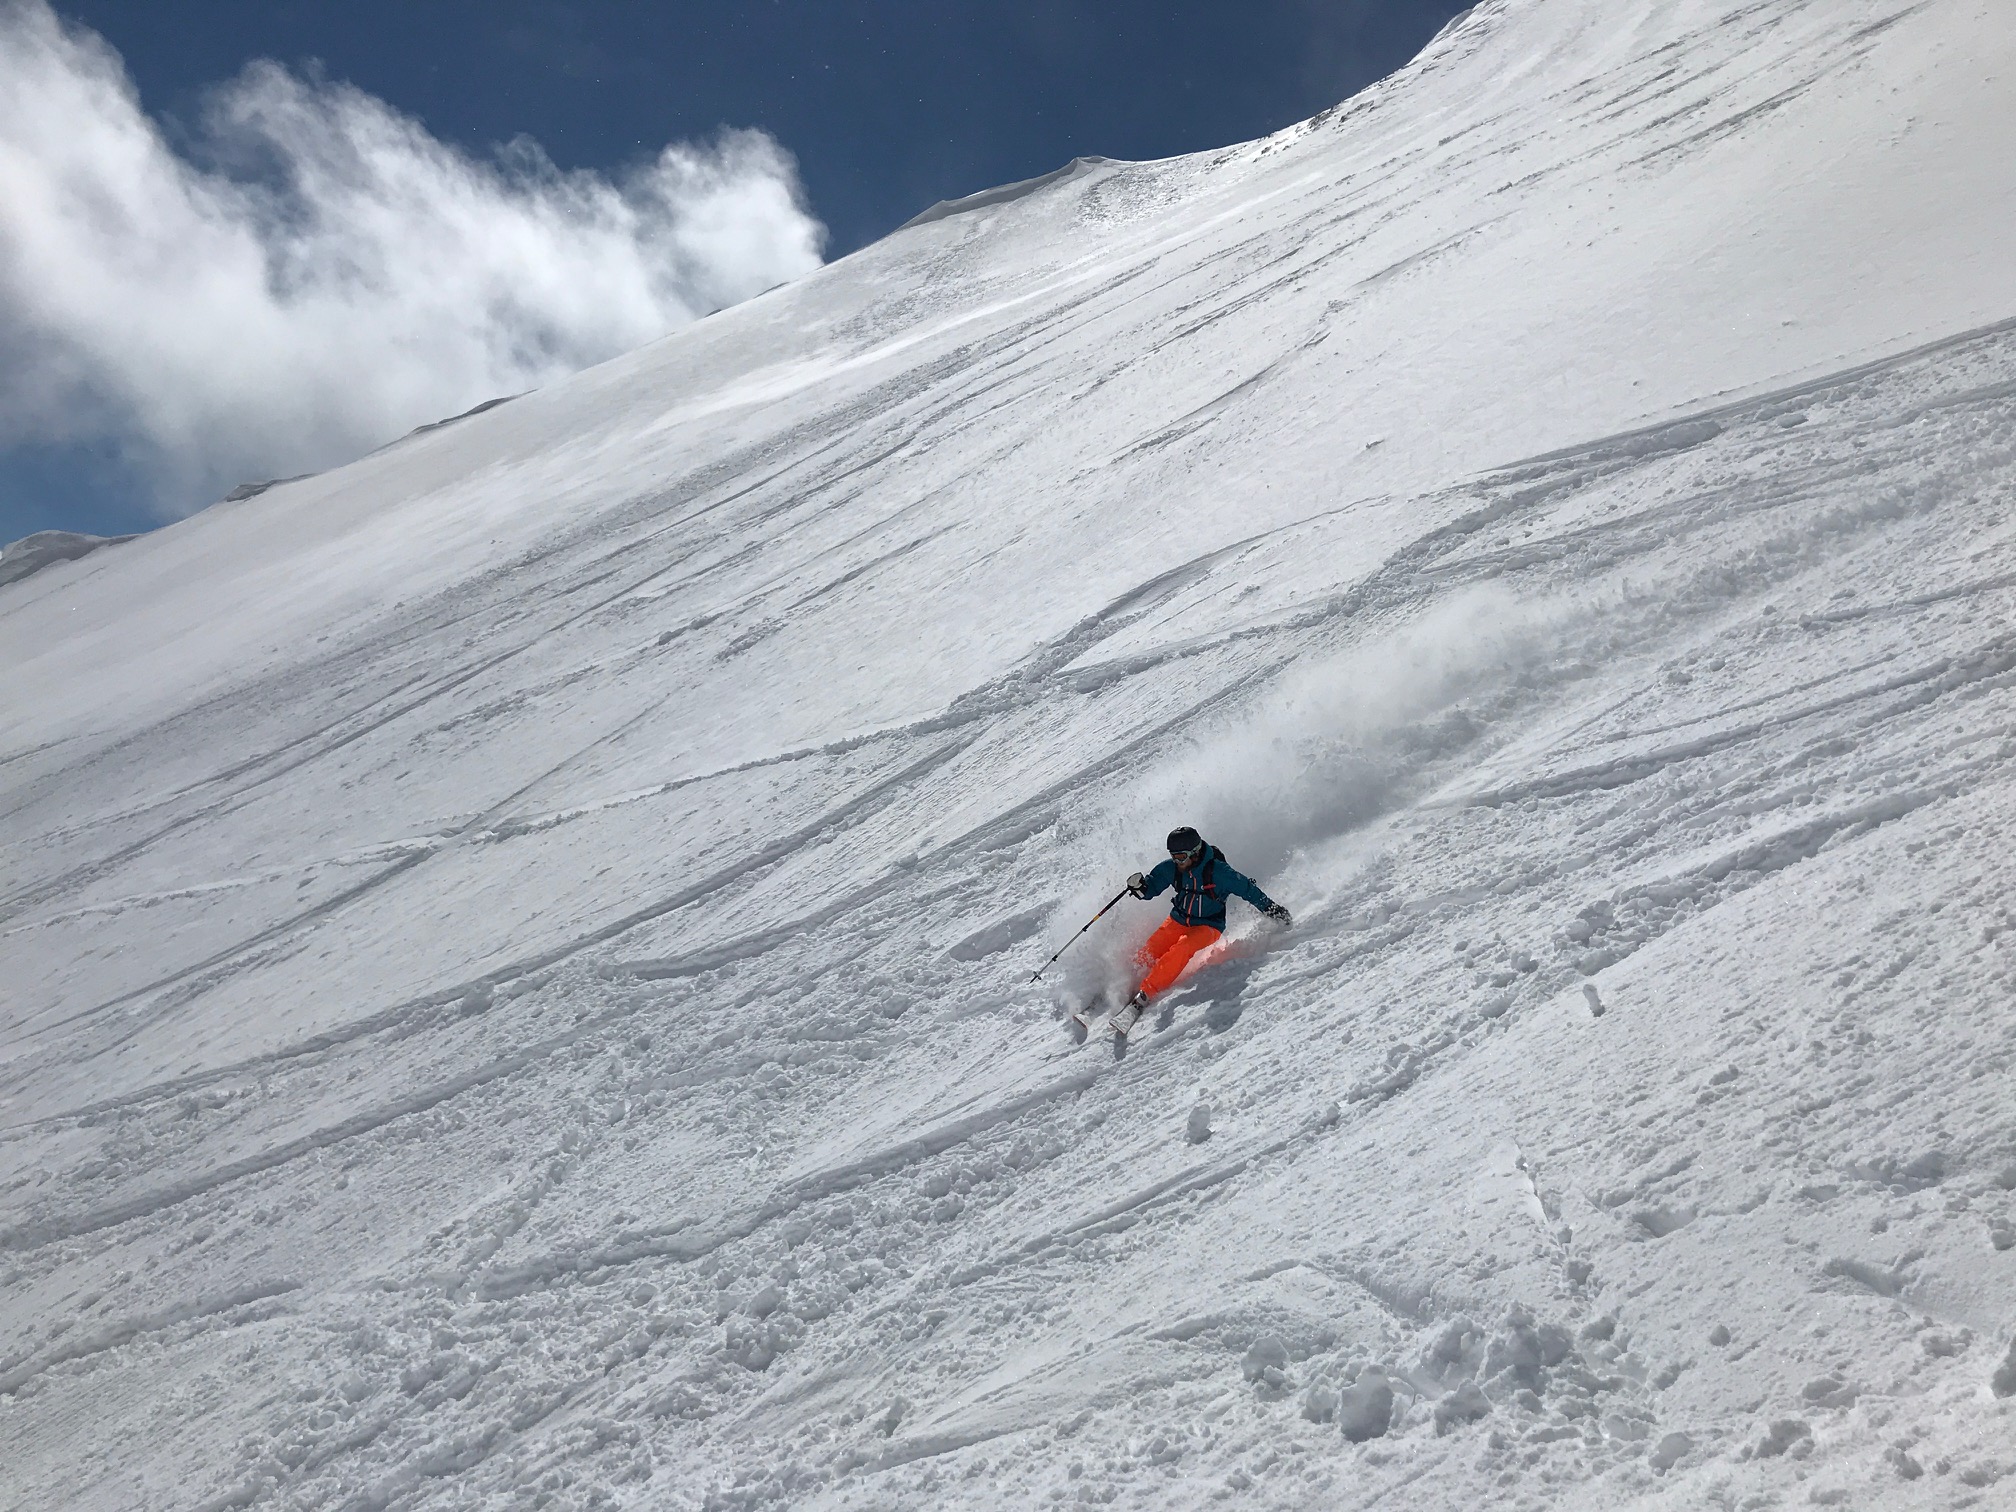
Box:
[1110,990,1151,1037]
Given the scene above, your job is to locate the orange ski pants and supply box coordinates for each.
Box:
[1135,918,1223,998]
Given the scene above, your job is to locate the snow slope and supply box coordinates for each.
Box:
[3,0,2015,1507]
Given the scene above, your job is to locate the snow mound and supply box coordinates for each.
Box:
[3,2,2015,1509]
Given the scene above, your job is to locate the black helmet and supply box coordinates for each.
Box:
[1166,826,1204,858]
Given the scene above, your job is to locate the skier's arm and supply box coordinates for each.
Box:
[1136,860,1176,899]
[1219,864,1279,915]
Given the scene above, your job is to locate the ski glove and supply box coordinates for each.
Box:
[1266,903,1293,927]
[1127,872,1148,899]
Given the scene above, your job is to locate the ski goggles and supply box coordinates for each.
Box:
[1169,845,1203,864]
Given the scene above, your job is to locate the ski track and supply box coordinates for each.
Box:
[5,1,2016,1508]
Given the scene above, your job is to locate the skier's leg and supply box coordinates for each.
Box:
[1137,923,1222,997]
[1134,917,1185,971]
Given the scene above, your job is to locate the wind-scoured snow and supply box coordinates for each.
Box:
[3,2,2015,1508]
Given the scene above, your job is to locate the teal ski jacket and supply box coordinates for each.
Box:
[1139,844,1277,929]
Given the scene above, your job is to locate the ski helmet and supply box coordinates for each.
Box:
[1166,826,1204,857]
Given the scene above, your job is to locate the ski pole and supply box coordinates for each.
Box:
[1028,887,1131,983]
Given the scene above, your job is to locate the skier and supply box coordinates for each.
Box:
[1111,826,1290,1032]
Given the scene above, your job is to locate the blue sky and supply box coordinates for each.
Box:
[2,1,1469,543]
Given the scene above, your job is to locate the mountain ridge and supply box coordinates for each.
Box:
[3,2,2014,1508]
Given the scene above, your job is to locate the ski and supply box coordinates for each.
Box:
[1063,996,1148,1041]
[1065,998,1119,1042]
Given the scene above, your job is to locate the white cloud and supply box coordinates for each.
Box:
[0,0,827,515]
